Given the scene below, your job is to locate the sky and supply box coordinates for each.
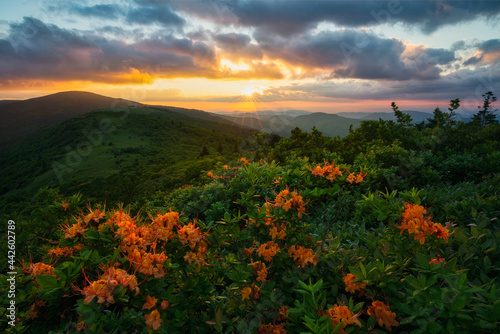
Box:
[0,0,499,114]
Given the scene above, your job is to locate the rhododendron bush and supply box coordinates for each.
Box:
[1,157,499,334]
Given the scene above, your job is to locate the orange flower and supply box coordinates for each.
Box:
[397,203,451,245]
[28,262,56,277]
[75,321,88,331]
[177,221,204,250]
[207,172,215,179]
[310,165,324,177]
[161,300,169,310]
[429,255,445,265]
[343,273,366,294]
[143,295,157,310]
[367,301,399,332]
[64,222,87,239]
[83,207,106,225]
[252,261,268,282]
[346,172,356,184]
[61,201,70,211]
[223,165,229,169]
[288,245,318,268]
[325,305,361,334]
[82,279,115,304]
[240,286,252,300]
[257,241,280,262]
[240,158,250,165]
[257,323,287,334]
[145,310,162,330]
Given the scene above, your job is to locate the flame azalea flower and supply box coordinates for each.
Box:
[143,295,157,310]
[367,301,399,332]
[288,245,318,268]
[240,157,250,165]
[273,188,307,218]
[346,172,356,184]
[397,203,451,245]
[240,286,252,300]
[177,221,204,250]
[75,321,88,331]
[63,222,87,239]
[61,201,70,211]
[161,300,169,310]
[145,310,162,330]
[83,206,106,225]
[354,172,366,183]
[429,255,446,265]
[82,279,116,304]
[27,262,57,277]
[257,323,287,334]
[252,261,268,282]
[325,305,361,334]
[343,273,367,294]
[257,241,280,262]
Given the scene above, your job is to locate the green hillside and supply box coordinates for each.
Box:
[0,107,250,214]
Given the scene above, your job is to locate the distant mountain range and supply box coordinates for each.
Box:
[0,91,476,153]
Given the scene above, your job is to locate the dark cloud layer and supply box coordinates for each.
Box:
[171,0,500,36]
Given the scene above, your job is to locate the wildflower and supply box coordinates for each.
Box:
[207,172,215,179]
[367,301,399,332]
[240,286,252,300]
[325,305,361,334]
[252,261,268,282]
[429,255,445,265]
[28,262,56,277]
[243,246,255,257]
[257,241,280,262]
[355,172,365,183]
[257,324,287,334]
[83,207,106,225]
[145,310,162,330]
[343,273,366,294]
[346,172,356,184]
[224,165,229,169]
[397,203,451,245]
[143,295,157,310]
[161,300,169,310]
[61,201,70,211]
[82,280,115,304]
[288,245,318,268]
[75,321,88,331]
[240,158,250,165]
[177,221,204,250]
[64,222,87,239]
[310,165,324,177]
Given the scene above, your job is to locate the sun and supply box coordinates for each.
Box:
[241,87,263,97]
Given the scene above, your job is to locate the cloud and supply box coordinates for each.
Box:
[464,39,500,65]
[68,4,124,19]
[0,17,285,85]
[254,29,455,81]
[169,0,500,36]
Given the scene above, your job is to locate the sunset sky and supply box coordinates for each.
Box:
[1,0,499,114]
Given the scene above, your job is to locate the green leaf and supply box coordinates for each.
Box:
[451,293,467,311]
[36,275,59,288]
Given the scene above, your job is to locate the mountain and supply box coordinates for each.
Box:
[360,110,432,123]
[0,91,141,152]
[216,109,313,118]
[220,111,361,137]
[0,107,249,212]
[291,113,361,137]
[0,92,258,152]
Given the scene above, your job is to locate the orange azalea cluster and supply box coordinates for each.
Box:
[310,161,343,181]
[48,244,82,258]
[346,171,366,184]
[177,221,209,266]
[64,222,87,239]
[83,206,106,225]
[324,305,361,334]
[429,255,445,265]
[63,207,107,239]
[240,157,251,165]
[269,223,287,240]
[142,296,168,330]
[149,210,179,242]
[343,273,367,294]
[397,203,451,245]
[273,188,306,218]
[240,283,261,300]
[25,262,56,278]
[127,249,168,279]
[81,266,139,305]
[252,261,268,283]
[257,241,280,262]
[288,245,318,268]
[145,310,162,330]
[257,324,287,334]
[367,301,399,332]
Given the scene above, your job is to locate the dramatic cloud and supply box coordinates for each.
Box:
[0,17,284,85]
[254,30,455,80]
[170,0,500,36]
[464,39,500,65]
[67,4,123,19]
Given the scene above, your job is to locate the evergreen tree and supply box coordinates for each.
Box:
[199,145,209,157]
[391,102,412,126]
[473,91,497,128]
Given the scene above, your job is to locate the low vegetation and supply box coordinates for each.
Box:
[0,95,499,333]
